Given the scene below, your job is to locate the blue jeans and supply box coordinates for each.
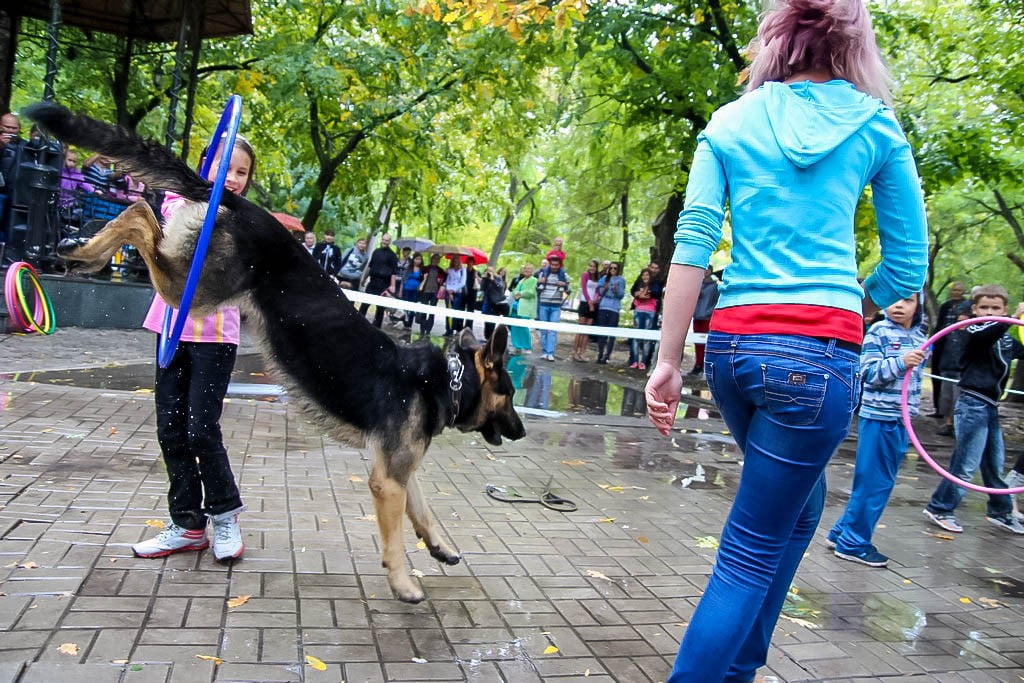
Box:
[629,310,655,364]
[830,416,907,555]
[927,393,1011,518]
[445,292,464,334]
[538,304,561,355]
[668,333,859,683]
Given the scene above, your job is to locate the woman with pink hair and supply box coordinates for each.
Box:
[645,1,927,680]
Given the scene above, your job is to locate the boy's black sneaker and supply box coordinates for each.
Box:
[986,514,1024,535]
[834,549,889,568]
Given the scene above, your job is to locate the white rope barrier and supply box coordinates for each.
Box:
[341,289,707,343]
[922,370,1024,397]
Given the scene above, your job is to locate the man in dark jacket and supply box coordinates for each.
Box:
[929,282,966,416]
[312,230,343,276]
[358,233,398,327]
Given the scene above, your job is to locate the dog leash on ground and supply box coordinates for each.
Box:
[485,475,578,512]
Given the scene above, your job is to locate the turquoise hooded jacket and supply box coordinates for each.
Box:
[672,80,928,315]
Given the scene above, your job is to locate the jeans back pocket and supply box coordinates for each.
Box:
[761,362,829,426]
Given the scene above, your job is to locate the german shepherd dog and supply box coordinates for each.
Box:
[27,103,527,603]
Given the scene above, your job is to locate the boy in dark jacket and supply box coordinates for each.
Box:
[924,285,1024,534]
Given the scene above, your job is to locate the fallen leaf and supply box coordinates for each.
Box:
[542,645,559,655]
[416,540,427,550]
[226,594,251,609]
[695,536,720,549]
[585,669,591,677]
[109,558,118,563]
[348,475,364,483]
[902,579,912,585]
[638,496,649,501]
[111,659,128,664]
[411,569,425,577]
[978,597,1004,609]
[636,536,649,544]
[562,459,586,466]
[109,427,119,435]
[598,518,615,523]
[18,561,39,569]
[145,519,167,529]
[57,643,79,655]
[935,533,956,541]
[585,569,613,581]
[411,657,428,663]
[959,597,973,604]
[42,428,54,433]
[195,654,223,665]
[778,614,817,629]
[305,654,327,671]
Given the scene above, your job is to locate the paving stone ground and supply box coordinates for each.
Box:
[2,327,1024,682]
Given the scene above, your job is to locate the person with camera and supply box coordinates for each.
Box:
[0,112,22,238]
[480,265,511,340]
[535,255,571,361]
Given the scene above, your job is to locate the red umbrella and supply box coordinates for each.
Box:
[425,244,488,265]
[271,212,306,233]
[465,246,488,266]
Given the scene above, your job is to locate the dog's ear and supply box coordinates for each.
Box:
[457,327,479,352]
[483,325,509,368]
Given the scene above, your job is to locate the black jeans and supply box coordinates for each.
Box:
[484,302,510,339]
[359,278,391,327]
[155,339,242,530]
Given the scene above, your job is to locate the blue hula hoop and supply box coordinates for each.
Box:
[158,95,243,368]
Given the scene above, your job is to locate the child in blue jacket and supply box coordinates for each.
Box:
[828,293,927,567]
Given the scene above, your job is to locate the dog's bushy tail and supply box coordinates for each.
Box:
[25,101,211,202]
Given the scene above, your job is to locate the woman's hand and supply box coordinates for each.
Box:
[645,361,683,436]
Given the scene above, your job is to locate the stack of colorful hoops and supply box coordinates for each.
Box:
[4,261,56,334]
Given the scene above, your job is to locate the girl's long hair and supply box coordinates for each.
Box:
[746,0,892,105]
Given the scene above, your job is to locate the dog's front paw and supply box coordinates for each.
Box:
[428,544,461,566]
[389,573,425,604]
[57,237,91,259]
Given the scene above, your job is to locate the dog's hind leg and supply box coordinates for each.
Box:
[369,452,424,604]
[406,473,460,566]
[59,201,184,303]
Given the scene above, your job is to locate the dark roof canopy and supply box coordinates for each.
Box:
[18,0,252,41]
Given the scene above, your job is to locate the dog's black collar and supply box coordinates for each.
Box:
[445,349,465,426]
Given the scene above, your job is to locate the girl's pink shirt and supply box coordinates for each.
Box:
[141,192,241,345]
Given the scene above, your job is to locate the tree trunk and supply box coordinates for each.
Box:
[618,189,629,268]
[489,174,545,265]
[650,191,683,270]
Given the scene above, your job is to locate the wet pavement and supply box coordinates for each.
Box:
[2,326,1024,682]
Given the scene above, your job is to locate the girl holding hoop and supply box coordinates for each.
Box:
[133,135,257,561]
[645,0,928,680]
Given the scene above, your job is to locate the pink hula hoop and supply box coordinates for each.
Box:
[901,315,1024,494]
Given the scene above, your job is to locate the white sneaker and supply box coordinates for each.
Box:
[210,511,245,560]
[132,523,208,558]
[1004,470,1024,489]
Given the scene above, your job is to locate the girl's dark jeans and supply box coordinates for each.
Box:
[155,338,243,530]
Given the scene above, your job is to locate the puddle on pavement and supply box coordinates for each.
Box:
[986,575,1024,599]
[783,589,927,643]
[506,356,718,418]
[2,352,720,418]
[0,354,272,395]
